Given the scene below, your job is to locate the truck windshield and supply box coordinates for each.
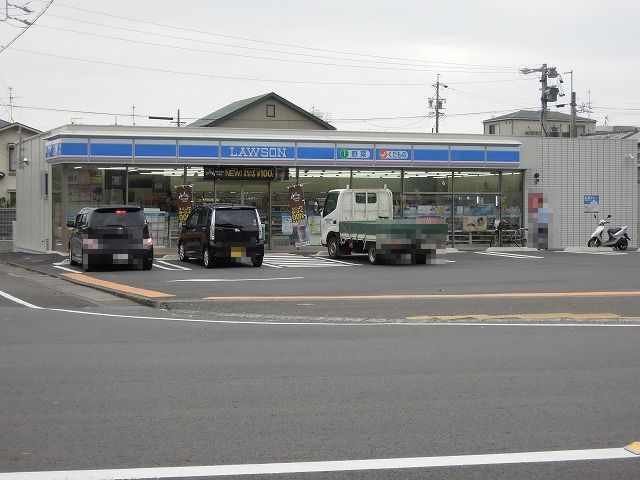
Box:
[323,192,338,216]
[215,209,258,229]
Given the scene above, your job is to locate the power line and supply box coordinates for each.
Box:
[0,0,55,54]
[28,0,519,72]
[40,14,516,74]
[29,23,520,74]
[9,47,442,86]
[0,102,526,123]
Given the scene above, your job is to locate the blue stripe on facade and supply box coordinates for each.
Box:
[90,143,133,157]
[60,143,88,156]
[135,144,176,157]
[413,149,449,161]
[178,145,218,158]
[221,146,295,159]
[296,147,335,160]
[451,150,485,162]
[486,150,520,163]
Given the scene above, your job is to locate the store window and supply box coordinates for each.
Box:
[404,171,452,193]
[298,168,350,246]
[501,171,524,227]
[452,171,499,192]
[351,169,401,192]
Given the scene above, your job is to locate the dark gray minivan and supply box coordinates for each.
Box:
[178,205,264,268]
[68,205,154,271]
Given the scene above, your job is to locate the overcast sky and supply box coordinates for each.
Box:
[1,0,638,134]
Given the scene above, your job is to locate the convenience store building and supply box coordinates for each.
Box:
[15,124,637,253]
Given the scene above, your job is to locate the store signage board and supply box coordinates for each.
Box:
[220,144,295,161]
[336,145,374,163]
[204,166,277,181]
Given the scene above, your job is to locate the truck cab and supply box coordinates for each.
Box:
[321,188,393,246]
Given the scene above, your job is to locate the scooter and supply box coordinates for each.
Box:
[588,214,630,250]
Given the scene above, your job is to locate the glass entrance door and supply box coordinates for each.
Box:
[453,194,500,246]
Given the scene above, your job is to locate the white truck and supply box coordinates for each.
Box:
[320,188,447,265]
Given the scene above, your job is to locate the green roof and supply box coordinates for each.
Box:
[188,92,336,130]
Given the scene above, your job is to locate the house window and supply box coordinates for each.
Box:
[8,143,17,172]
[488,124,498,134]
[266,104,276,117]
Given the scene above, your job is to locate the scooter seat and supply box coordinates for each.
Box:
[608,227,622,235]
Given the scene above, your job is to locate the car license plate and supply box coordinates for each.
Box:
[230,247,245,258]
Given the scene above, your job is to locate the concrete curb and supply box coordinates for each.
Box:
[3,260,166,309]
[564,246,615,252]
[485,247,543,252]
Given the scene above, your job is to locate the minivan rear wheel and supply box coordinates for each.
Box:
[178,242,189,262]
[203,247,214,269]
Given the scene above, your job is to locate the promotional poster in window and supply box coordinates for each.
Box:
[288,185,310,247]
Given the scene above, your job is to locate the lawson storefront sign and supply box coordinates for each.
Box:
[44,137,520,168]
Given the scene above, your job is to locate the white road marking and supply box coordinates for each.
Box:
[1,446,636,479]
[168,276,304,283]
[150,262,174,271]
[263,253,358,268]
[476,252,544,259]
[0,289,43,309]
[52,265,80,273]
[156,260,191,271]
[3,289,640,328]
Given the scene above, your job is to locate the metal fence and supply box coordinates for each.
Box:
[0,208,16,240]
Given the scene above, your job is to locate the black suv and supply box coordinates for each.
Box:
[178,205,264,268]
[67,205,154,271]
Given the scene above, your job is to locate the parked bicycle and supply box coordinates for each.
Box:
[490,220,528,247]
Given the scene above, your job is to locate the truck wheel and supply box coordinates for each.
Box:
[415,254,427,264]
[252,255,263,267]
[328,236,341,259]
[367,244,379,265]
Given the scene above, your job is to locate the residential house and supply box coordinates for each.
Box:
[188,92,336,130]
[483,110,596,137]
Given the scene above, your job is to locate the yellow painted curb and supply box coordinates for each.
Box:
[61,273,175,299]
[625,442,640,455]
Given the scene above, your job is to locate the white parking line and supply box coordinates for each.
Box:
[156,260,191,271]
[1,446,636,479]
[52,265,80,273]
[151,262,175,271]
[476,252,544,259]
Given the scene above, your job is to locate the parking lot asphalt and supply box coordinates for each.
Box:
[3,249,640,321]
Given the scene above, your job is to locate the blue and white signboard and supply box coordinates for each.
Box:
[336,145,374,163]
[584,194,600,213]
[375,145,412,166]
[220,142,295,164]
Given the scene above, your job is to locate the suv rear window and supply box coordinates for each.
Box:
[215,209,258,229]
[89,207,146,227]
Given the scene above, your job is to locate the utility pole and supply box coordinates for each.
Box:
[428,74,448,133]
[520,64,560,137]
